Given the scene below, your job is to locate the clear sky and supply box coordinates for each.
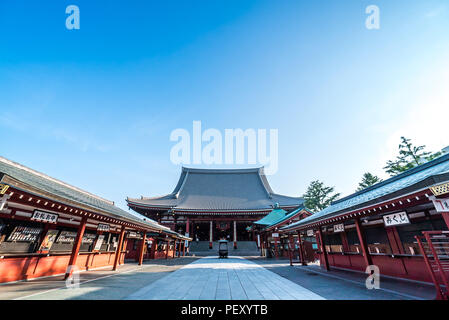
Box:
[1,0,448,211]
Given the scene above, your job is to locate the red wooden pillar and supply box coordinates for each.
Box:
[317,229,330,271]
[165,239,170,259]
[185,219,190,254]
[274,235,279,259]
[297,231,307,266]
[385,227,403,254]
[150,238,156,259]
[442,212,449,230]
[355,218,373,267]
[263,234,267,256]
[209,221,213,249]
[260,233,264,256]
[64,217,87,279]
[138,233,147,266]
[233,221,237,249]
[172,239,176,258]
[288,234,294,266]
[182,240,186,256]
[113,226,126,271]
[340,232,350,253]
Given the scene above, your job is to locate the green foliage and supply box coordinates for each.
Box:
[384,137,442,176]
[303,180,340,213]
[356,172,382,192]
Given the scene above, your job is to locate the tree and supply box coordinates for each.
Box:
[384,137,442,176]
[303,180,340,213]
[356,172,382,192]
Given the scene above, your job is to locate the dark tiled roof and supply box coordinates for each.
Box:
[127,167,303,212]
[282,153,449,230]
[0,157,171,232]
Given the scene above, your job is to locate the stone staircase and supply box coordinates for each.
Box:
[188,241,260,257]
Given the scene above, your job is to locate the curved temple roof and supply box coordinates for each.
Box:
[127,167,303,213]
[0,156,189,238]
[281,153,449,231]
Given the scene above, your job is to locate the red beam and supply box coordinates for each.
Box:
[64,216,87,280]
[113,227,125,271]
[317,229,329,271]
[138,233,147,265]
[355,218,373,267]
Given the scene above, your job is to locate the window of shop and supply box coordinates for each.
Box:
[346,229,361,253]
[50,226,78,253]
[100,233,114,252]
[80,232,97,252]
[302,236,317,250]
[364,226,392,254]
[396,216,448,255]
[157,240,165,252]
[323,232,343,253]
[0,219,44,254]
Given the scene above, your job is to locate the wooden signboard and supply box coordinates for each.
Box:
[31,210,59,224]
[383,212,410,227]
[333,223,345,233]
[431,197,449,213]
[97,223,110,232]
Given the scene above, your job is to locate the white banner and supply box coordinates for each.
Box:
[32,210,59,224]
[333,223,345,233]
[431,197,449,213]
[383,212,410,227]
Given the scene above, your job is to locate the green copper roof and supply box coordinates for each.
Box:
[253,208,287,226]
[281,153,449,231]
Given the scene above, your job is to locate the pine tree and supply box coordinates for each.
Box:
[384,137,442,176]
[303,180,340,213]
[356,172,382,192]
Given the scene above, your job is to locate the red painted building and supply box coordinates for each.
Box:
[253,205,312,259]
[280,153,449,297]
[0,157,190,284]
[127,167,302,249]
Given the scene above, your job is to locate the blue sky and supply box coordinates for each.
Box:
[1,0,449,211]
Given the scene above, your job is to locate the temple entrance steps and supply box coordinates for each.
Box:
[188,241,259,256]
[189,241,213,252]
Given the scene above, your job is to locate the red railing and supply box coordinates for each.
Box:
[415,231,449,300]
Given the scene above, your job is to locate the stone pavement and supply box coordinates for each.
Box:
[0,257,198,300]
[126,256,325,300]
[250,258,437,300]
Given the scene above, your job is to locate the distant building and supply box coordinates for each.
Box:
[127,167,303,248]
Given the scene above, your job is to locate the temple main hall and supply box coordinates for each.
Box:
[127,167,303,248]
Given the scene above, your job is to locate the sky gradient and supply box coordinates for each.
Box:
[1,0,449,211]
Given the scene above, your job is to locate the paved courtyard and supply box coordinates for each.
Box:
[126,256,324,300]
[0,256,436,300]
